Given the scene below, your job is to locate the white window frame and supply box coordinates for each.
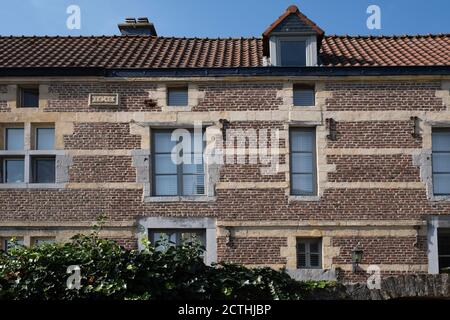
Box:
[269,35,318,67]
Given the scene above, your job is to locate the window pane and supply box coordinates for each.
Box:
[183,161,204,174]
[154,154,177,174]
[291,153,313,173]
[433,174,450,195]
[438,231,450,256]
[4,238,24,252]
[181,231,205,246]
[291,131,314,152]
[309,242,320,254]
[4,159,24,183]
[6,128,24,150]
[33,158,55,183]
[36,128,55,150]
[433,153,450,173]
[34,238,55,246]
[154,175,178,196]
[293,88,315,106]
[154,131,177,153]
[310,254,320,267]
[20,87,39,108]
[432,131,450,152]
[297,242,306,253]
[297,253,307,268]
[291,173,314,195]
[280,41,306,66]
[183,174,205,195]
[168,88,188,106]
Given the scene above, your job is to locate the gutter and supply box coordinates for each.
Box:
[0,66,449,77]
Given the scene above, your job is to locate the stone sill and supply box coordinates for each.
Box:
[428,195,450,202]
[288,195,321,202]
[144,195,217,203]
[287,268,337,281]
[0,183,66,189]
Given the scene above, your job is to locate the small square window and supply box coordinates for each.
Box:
[293,85,315,106]
[19,86,39,108]
[31,156,56,183]
[297,238,322,269]
[36,128,55,150]
[5,128,24,150]
[167,87,188,106]
[1,158,25,183]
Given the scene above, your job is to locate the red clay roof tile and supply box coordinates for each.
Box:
[0,34,449,69]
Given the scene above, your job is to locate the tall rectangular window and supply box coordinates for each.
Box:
[297,238,322,269]
[432,129,450,195]
[31,157,56,183]
[2,158,25,183]
[279,40,306,66]
[290,128,316,196]
[36,128,55,150]
[5,128,24,150]
[293,84,315,106]
[438,229,450,272]
[19,86,39,108]
[167,87,188,106]
[152,129,205,196]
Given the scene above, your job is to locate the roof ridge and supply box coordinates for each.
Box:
[326,33,450,39]
[0,35,263,40]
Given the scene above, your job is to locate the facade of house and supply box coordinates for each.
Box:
[0,5,450,283]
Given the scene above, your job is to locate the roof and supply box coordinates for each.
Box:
[262,5,325,38]
[0,34,449,69]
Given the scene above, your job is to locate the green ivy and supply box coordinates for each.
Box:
[0,231,333,300]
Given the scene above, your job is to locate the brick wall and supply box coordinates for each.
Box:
[217,237,287,265]
[1,79,448,281]
[3,188,450,222]
[328,121,422,148]
[327,155,420,182]
[196,83,283,111]
[64,123,141,150]
[332,236,427,265]
[47,83,157,112]
[326,82,444,111]
[69,156,136,183]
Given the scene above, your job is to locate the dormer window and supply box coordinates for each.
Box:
[262,5,324,67]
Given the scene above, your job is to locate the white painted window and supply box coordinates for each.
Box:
[270,36,317,67]
[152,129,205,196]
[0,124,59,186]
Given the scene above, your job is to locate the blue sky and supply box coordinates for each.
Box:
[0,0,449,37]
